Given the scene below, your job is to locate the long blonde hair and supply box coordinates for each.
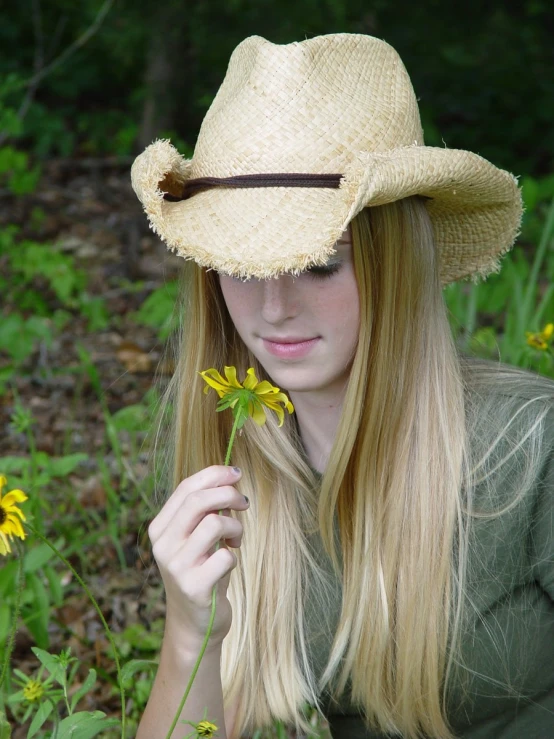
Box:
[152,197,554,738]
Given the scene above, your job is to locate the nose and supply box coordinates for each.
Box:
[260,275,298,324]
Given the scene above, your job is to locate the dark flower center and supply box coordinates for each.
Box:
[0,505,6,525]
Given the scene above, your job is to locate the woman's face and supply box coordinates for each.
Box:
[218,225,360,396]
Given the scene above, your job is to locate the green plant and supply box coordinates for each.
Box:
[131,281,179,341]
[445,192,554,377]
[7,647,120,738]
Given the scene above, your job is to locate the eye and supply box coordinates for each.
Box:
[305,262,342,280]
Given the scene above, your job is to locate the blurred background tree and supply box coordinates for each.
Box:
[1,0,553,176]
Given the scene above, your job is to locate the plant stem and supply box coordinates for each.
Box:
[164,410,242,739]
[0,550,25,691]
[224,412,242,466]
[62,679,72,717]
[26,525,126,738]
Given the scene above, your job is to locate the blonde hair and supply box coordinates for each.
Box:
[151,197,554,738]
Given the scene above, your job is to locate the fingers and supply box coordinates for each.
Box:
[148,465,243,543]
[155,511,244,566]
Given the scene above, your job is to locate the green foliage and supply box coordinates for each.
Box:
[0,540,65,652]
[0,314,54,364]
[0,0,552,174]
[6,236,87,308]
[0,222,109,386]
[7,648,120,738]
[112,621,163,658]
[132,280,179,340]
[0,147,41,195]
[445,191,554,376]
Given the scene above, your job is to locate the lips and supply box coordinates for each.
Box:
[262,337,317,343]
[262,337,320,358]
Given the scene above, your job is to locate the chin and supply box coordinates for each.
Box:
[268,366,332,391]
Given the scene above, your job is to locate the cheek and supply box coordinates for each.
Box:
[218,277,258,327]
[318,281,360,335]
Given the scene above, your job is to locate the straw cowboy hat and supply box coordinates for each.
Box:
[131,33,522,285]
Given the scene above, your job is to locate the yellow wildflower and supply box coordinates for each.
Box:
[526,322,554,351]
[0,474,28,555]
[199,366,294,427]
[23,679,44,703]
[196,720,218,737]
[181,714,219,738]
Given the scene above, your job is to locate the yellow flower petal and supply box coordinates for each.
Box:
[271,392,294,413]
[199,369,231,398]
[5,505,26,521]
[5,516,26,539]
[2,489,28,507]
[223,366,243,388]
[248,400,267,426]
[542,323,554,340]
[243,368,260,391]
[526,335,548,350]
[251,380,281,395]
[263,398,289,426]
[0,475,6,491]
[0,531,11,555]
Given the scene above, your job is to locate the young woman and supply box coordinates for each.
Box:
[132,34,554,739]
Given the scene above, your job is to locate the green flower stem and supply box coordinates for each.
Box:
[25,525,126,738]
[165,409,243,739]
[224,410,242,467]
[0,549,25,691]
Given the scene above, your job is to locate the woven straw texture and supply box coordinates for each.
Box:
[131,33,523,284]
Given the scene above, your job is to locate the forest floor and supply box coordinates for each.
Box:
[1,156,189,735]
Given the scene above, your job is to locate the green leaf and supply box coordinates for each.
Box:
[9,163,41,195]
[23,543,55,573]
[23,576,50,649]
[12,668,29,681]
[78,294,110,332]
[30,648,64,684]
[119,622,162,652]
[110,404,148,432]
[120,658,158,686]
[44,565,64,607]
[0,559,18,597]
[28,700,54,739]
[47,453,88,477]
[6,689,25,705]
[0,710,11,739]
[57,711,120,739]
[132,280,179,340]
[70,669,97,713]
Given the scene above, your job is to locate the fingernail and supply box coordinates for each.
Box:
[243,495,249,504]
[232,466,241,476]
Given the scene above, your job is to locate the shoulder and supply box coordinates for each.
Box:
[460,356,554,521]
[460,355,554,451]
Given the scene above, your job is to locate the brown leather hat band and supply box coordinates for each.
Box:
[163,173,343,202]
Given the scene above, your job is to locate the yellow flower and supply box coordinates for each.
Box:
[23,679,44,703]
[0,474,28,556]
[181,716,219,738]
[196,720,218,737]
[526,323,554,351]
[199,366,294,427]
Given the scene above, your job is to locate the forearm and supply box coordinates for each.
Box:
[137,629,227,739]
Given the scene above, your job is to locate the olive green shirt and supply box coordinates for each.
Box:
[305,404,554,738]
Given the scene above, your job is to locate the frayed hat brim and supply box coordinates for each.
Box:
[131,139,522,284]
